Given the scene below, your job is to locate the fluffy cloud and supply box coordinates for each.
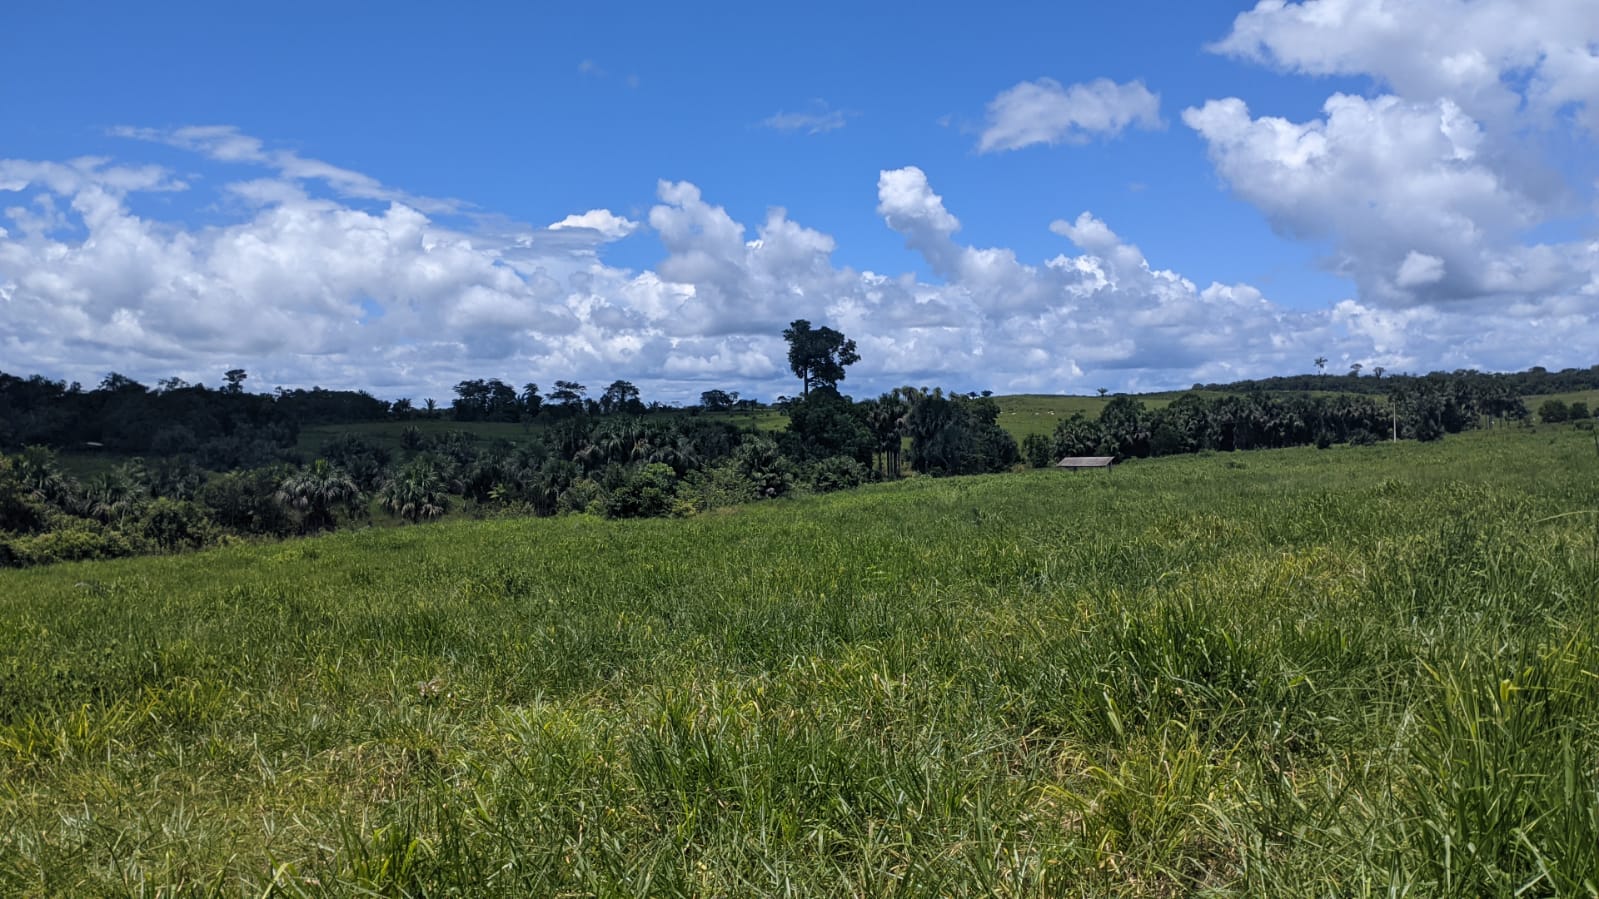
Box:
[1212,0,1599,132]
[548,209,640,241]
[978,78,1161,152]
[2,129,1596,405]
[1190,0,1599,318]
[1182,93,1582,303]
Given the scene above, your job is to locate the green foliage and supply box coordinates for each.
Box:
[319,433,393,490]
[378,457,452,523]
[904,390,1018,475]
[604,462,679,518]
[1020,433,1053,468]
[0,457,49,534]
[136,497,219,552]
[699,388,738,411]
[804,455,869,492]
[275,459,365,533]
[450,377,522,422]
[197,467,295,537]
[555,477,606,515]
[782,319,859,395]
[782,387,873,463]
[732,436,795,499]
[1,522,139,565]
[1541,398,1573,423]
[1052,411,1109,459]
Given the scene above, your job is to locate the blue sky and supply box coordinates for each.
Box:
[3,0,1597,402]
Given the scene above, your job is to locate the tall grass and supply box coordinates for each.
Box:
[2,428,1596,896]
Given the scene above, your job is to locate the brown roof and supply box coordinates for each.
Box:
[1055,456,1116,468]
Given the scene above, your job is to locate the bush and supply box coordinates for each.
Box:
[557,479,606,516]
[199,468,296,537]
[806,456,869,493]
[320,433,393,490]
[1,525,140,567]
[732,438,795,499]
[0,470,48,534]
[679,464,759,512]
[1538,399,1571,424]
[604,463,679,518]
[1569,401,1590,420]
[1021,433,1054,469]
[138,498,220,552]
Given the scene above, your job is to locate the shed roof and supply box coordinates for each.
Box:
[1055,456,1116,469]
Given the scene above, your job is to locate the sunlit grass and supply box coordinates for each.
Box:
[3,428,1597,895]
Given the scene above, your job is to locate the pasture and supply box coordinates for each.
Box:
[992,393,1204,441]
[3,427,1598,896]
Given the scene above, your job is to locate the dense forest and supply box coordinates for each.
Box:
[1,328,1592,568]
[1197,362,1599,398]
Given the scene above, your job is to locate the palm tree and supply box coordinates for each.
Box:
[865,394,908,478]
[276,459,363,533]
[1315,356,1328,377]
[648,435,701,476]
[13,445,74,506]
[379,458,450,523]
[78,469,142,524]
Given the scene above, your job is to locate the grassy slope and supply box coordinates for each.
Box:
[6,429,1599,895]
[993,393,1212,441]
[1528,389,1599,413]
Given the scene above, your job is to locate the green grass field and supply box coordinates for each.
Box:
[1528,390,1599,415]
[5,429,1598,895]
[992,393,1218,441]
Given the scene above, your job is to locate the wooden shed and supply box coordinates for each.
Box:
[1055,456,1115,470]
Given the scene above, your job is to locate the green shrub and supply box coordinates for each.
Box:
[1021,433,1054,468]
[138,498,221,552]
[806,456,869,493]
[604,463,679,518]
[2,525,140,566]
[1538,398,1571,423]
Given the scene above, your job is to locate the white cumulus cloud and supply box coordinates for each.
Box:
[1184,92,1588,305]
[548,209,639,241]
[2,128,1597,405]
[1190,0,1599,315]
[1395,251,1445,288]
[978,78,1162,152]
[1212,0,1599,133]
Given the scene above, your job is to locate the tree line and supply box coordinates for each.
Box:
[1199,363,1599,399]
[1023,378,1538,471]
[0,322,1589,567]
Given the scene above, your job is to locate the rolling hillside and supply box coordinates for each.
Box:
[4,427,1597,895]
